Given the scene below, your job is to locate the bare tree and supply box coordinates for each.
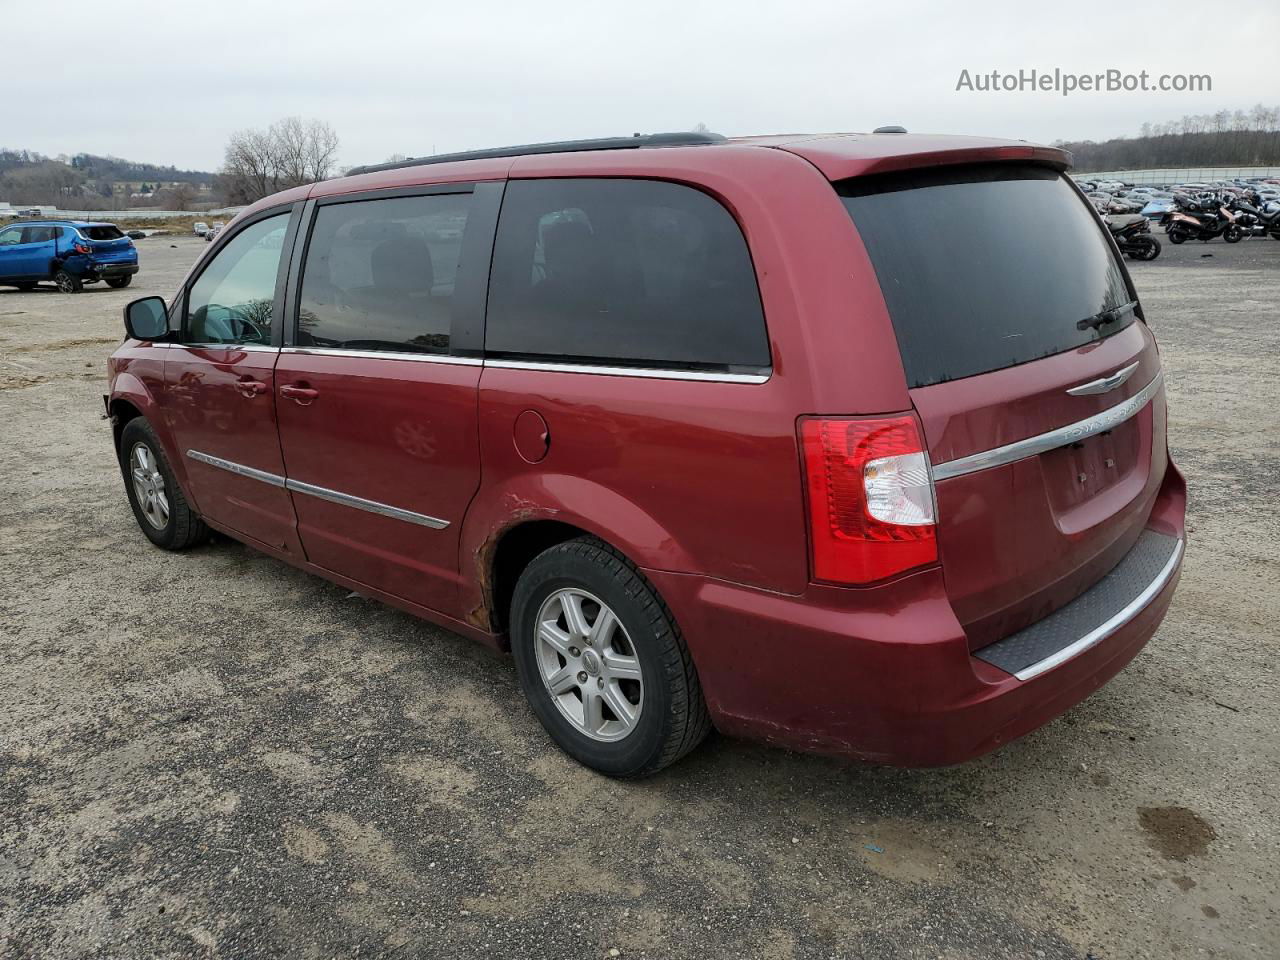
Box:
[220,117,340,204]
[1059,105,1280,171]
[156,182,197,211]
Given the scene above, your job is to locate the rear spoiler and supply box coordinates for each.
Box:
[780,139,1072,181]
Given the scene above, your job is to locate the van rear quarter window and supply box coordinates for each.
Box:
[485,178,770,370]
[839,164,1133,388]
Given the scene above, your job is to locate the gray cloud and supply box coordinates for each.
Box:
[5,0,1277,171]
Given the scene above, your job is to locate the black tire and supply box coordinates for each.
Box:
[1134,236,1161,261]
[1168,230,1186,244]
[53,269,83,293]
[118,417,210,550]
[510,537,712,777]
[106,275,133,289]
[1223,224,1243,243]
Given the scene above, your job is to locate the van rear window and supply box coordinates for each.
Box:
[81,225,124,241]
[838,165,1133,388]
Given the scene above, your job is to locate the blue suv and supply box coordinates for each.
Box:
[0,220,139,293]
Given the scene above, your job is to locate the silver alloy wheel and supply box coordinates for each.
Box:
[130,442,170,530]
[535,587,644,742]
[55,272,76,292]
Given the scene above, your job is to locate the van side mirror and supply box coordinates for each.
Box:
[124,296,168,341]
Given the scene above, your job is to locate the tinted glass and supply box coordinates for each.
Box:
[22,226,55,243]
[840,165,1133,388]
[82,225,124,240]
[296,193,471,354]
[186,214,289,346]
[486,178,769,370]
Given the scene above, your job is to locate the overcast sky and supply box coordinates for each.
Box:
[7,0,1279,172]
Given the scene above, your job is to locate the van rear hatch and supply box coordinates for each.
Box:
[838,163,1168,648]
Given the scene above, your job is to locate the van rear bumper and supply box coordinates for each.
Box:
[646,461,1186,766]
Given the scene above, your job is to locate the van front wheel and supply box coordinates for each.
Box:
[510,537,712,777]
[118,417,210,550]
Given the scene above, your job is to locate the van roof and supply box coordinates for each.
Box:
[340,130,1071,183]
[240,131,1074,219]
[345,131,727,177]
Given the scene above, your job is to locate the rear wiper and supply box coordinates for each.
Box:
[1077,300,1137,331]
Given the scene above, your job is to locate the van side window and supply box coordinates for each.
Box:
[185,214,290,346]
[296,193,472,355]
[22,226,55,243]
[486,179,770,370]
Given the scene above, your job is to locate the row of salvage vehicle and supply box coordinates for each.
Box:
[1075,176,1280,259]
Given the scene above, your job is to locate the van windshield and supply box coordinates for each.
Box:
[838,164,1133,388]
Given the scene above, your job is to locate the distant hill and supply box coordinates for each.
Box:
[66,152,215,184]
[0,148,214,182]
[1057,106,1280,172]
[0,148,218,209]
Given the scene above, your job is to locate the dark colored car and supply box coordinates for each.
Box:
[105,131,1185,777]
[0,220,139,292]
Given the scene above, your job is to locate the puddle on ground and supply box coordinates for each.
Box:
[1138,806,1217,860]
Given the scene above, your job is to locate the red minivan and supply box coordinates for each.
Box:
[107,131,1185,776]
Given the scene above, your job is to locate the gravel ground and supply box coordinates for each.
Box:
[1,232,1277,960]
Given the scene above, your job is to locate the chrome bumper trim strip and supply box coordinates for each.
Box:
[1015,538,1183,681]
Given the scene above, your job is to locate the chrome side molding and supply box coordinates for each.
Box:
[281,346,483,367]
[286,478,449,529]
[932,370,1164,482]
[186,449,287,487]
[274,346,769,383]
[485,358,771,384]
[185,450,449,529]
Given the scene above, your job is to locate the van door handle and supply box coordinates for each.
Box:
[235,377,268,398]
[280,383,319,405]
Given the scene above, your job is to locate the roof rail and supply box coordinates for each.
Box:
[345,131,727,177]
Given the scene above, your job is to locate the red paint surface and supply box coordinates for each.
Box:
[108,132,1186,765]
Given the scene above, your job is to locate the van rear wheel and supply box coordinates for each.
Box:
[510,537,712,777]
[106,275,133,289]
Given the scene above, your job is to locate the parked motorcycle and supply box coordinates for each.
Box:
[1163,195,1243,244]
[1228,193,1280,240]
[1106,214,1161,260]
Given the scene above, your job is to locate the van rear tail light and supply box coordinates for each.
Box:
[73,242,92,255]
[800,415,937,585]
